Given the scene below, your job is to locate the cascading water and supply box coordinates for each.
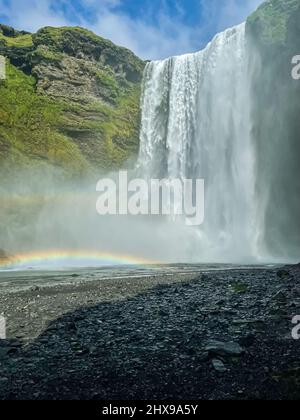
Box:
[138,23,259,262]
[1,23,296,268]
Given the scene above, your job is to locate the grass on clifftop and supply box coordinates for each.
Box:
[34,26,113,47]
[0,32,33,47]
[0,24,144,174]
[33,26,144,78]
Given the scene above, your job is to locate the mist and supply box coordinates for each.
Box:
[0,164,210,267]
[1,17,300,269]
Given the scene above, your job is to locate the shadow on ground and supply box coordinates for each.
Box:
[0,267,299,400]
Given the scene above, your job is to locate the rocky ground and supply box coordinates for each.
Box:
[0,264,299,400]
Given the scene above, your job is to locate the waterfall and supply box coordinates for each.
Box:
[138,23,259,262]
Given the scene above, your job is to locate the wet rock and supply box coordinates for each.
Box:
[7,347,19,356]
[0,263,299,400]
[277,270,290,279]
[0,339,10,348]
[88,346,99,355]
[158,310,168,317]
[273,291,286,302]
[198,351,210,362]
[0,347,9,359]
[205,341,245,357]
[292,287,300,296]
[212,359,227,373]
[239,334,255,348]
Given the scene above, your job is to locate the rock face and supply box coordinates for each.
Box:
[212,359,228,373]
[205,341,245,357]
[246,0,300,259]
[0,24,145,176]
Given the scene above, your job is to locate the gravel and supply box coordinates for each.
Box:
[0,264,299,400]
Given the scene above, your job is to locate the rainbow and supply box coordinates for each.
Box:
[0,249,159,270]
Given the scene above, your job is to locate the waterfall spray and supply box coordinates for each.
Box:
[138,23,258,262]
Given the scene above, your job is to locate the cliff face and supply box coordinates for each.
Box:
[0,24,145,177]
[246,0,300,258]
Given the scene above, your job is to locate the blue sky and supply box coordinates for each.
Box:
[0,0,264,59]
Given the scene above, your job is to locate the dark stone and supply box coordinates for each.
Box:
[212,359,227,373]
[205,341,245,357]
[277,270,290,279]
[239,334,255,348]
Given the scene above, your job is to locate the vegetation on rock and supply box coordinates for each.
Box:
[247,0,300,45]
[246,0,300,258]
[0,24,145,177]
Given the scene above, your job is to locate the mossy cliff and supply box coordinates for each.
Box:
[0,24,145,177]
[246,0,300,258]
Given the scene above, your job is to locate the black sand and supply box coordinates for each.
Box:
[0,264,299,400]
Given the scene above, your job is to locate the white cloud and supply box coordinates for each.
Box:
[0,0,69,31]
[200,0,264,31]
[0,0,264,60]
[88,8,201,60]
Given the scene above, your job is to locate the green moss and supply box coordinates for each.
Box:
[101,87,141,167]
[33,26,121,56]
[247,0,300,45]
[57,84,141,169]
[0,61,90,175]
[35,26,111,45]
[246,0,300,255]
[34,45,63,62]
[33,25,145,83]
[0,33,33,47]
[231,282,249,294]
[95,69,120,100]
[0,22,144,174]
